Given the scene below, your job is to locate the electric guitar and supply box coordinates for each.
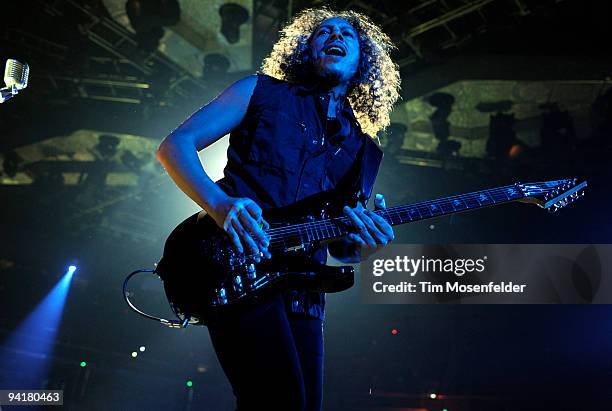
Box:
[126,178,586,327]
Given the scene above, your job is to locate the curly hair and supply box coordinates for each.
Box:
[261,8,401,137]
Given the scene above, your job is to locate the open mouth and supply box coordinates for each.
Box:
[324,44,346,57]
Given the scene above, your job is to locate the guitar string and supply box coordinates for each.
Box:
[265,183,555,241]
[246,180,570,240]
[263,183,532,240]
[262,180,566,237]
[265,181,575,246]
[266,198,508,246]
[228,180,573,252]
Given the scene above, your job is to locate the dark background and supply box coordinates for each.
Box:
[1,0,611,410]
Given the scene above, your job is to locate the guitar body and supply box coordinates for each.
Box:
[156,192,356,326]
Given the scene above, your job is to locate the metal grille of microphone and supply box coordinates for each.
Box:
[4,59,29,90]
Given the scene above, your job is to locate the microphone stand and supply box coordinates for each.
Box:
[0,85,19,103]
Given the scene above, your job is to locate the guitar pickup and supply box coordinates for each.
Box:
[286,244,306,252]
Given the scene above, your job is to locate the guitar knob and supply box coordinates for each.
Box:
[229,254,246,267]
[232,274,244,293]
[244,263,256,280]
[215,287,228,305]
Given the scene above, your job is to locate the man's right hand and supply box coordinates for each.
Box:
[208,195,271,261]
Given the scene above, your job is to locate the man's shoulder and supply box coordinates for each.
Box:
[255,73,310,96]
[248,73,303,113]
[255,73,290,88]
[227,74,288,99]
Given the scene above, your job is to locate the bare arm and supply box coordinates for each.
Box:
[156,75,270,260]
[156,75,257,211]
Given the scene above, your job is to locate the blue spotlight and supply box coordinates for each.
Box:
[0,265,76,389]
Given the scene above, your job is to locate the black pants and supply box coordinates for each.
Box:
[208,294,324,411]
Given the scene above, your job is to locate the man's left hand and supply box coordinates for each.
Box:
[343,194,394,256]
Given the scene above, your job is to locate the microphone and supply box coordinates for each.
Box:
[1,59,29,103]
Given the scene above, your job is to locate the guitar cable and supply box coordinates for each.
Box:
[123,269,191,328]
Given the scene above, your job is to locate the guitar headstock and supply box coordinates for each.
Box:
[516,178,587,213]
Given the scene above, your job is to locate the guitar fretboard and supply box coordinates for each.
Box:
[267,184,525,244]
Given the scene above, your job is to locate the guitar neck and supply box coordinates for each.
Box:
[272,184,525,243]
[376,183,524,227]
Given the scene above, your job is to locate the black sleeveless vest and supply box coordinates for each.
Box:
[217,74,383,319]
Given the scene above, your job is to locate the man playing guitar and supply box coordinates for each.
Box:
[156,7,399,410]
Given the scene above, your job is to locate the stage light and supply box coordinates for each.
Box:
[443,409,448,411]
[427,92,461,156]
[484,108,520,159]
[186,380,193,388]
[391,328,398,335]
[68,265,77,274]
[120,151,145,173]
[2,150,23,178]
[126,0,180,51]
[219,3,249,44]
[80,361,87,368]
[0,264,76,388]
[131,351,138,358]
[139,346,146,352]
[202,53,231,83]
[430,393,437,399]
[509,143,522,159]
